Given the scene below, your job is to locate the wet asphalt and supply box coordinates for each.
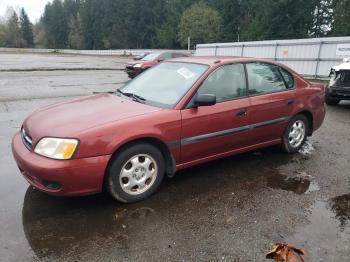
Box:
[0,53,349,262]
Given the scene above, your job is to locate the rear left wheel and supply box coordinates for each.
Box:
[105,143,165,203]
[282,115,309,153]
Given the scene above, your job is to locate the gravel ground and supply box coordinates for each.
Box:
[0,53,349,262]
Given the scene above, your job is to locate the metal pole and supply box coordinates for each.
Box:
[274,43,278,61]
[315,41,323,79]
[241,45,244,56]
[237,25,240,42]
[187,37,191,51]
[214,46,218,56]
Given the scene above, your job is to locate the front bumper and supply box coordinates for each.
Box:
[125,66,143,78]
[11,132,111,196]
[326,86,350,100]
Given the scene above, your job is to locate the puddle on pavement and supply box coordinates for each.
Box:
[329,193,350,230]
[288,193,350,261]
[266,172,319,195]
[298,140,315,156]
[22,188,161,259]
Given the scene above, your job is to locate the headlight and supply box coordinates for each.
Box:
[34,137,79,160]
[133,64,142,68]
[329,75,336,87]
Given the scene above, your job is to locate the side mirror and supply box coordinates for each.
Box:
[194,94,216,107]
[157,57,164,62]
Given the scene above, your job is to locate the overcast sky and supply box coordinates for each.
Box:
[0,0,50,23]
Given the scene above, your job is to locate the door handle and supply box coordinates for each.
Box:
[236,109,248,117]
[287,99,295,106]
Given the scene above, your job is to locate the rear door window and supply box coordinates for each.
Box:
[173,53,187,58]
[246,63,287,95]
[160,53,173,60]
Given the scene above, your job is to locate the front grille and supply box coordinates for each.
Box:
[21,127,33,150]
[126,65,134,70]
[333,71,350,87]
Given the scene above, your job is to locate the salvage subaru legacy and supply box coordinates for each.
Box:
[12,57,326,203]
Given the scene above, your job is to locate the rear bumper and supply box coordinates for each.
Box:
[326,86,350,100]
[11,132,111,196]
[313,103,326,132]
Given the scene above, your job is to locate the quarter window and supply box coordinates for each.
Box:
[279,68,295,89]
[197,64,247,102]
[246,63,287,95]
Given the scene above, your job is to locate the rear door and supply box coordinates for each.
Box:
[246,62,296,144]
[180,63,251,164]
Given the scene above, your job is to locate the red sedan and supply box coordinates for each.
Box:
[12,57,326,203]
[125,51,191,78]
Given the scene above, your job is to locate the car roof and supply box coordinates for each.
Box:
[169,56,280,66]
[151,50,190,54]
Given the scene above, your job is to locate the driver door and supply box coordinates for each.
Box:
[180,64,251,164]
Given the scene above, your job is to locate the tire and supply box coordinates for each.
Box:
[105,143,165,203]
[325,98,340,106]
[282,114,309,153]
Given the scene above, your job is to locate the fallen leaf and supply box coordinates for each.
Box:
[266,243,305,262]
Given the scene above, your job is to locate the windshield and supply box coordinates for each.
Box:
[119,62,208,108]
[141,53,160,61]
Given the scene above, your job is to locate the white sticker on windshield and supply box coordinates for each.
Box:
[177,67,195,79]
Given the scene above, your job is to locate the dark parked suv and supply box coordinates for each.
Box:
[326,58,350,105]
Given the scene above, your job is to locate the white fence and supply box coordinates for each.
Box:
[196,36,350,78]
[0,48,186,56]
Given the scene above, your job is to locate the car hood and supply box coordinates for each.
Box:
[332,62,350,72]
[23,94,162,142]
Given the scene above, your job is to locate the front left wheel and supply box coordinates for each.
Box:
[105,143,165,203]
[325,98,340,106]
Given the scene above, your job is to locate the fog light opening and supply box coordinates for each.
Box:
[43,181,62,190]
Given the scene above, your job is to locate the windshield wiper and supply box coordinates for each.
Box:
[116,89,146,103]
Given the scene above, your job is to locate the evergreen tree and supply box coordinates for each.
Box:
[332,0,350,36]
[4,8,21,48]
[80,0,105,49]
[19,8,34,47]
[154,0,194,48]
[207,0,241,42]
[16,0,349,49]
[68,13,84,49]
[33,21,48,48]
[310,0,334,37]
[42,0,69,48]
[178,2,223,47]
[242,0,316,41]
[0,19,5,47]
